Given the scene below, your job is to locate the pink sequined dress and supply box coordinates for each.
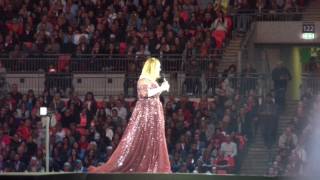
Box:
[88,78,171,173]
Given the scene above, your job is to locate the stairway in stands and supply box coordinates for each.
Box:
[240,101,298,175]
[217,36,242,72]
[302,0,320,21]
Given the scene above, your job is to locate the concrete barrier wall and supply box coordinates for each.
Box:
[255,21,320,44]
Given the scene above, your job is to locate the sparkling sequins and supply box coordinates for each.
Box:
[88,79,171,173]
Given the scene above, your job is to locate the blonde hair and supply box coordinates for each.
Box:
[140,57,161,81]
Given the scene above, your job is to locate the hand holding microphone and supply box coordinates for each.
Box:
[160,73,170,92]
[161,78,170,92]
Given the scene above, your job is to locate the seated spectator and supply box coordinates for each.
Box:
[220,135,237,158]
[27,156,42,172]
[198,149,214,173]
[213,150,235,174]
[278,127,298,151]
[44,38,61,54]
[62,162,72,172]
[49,93,65,113]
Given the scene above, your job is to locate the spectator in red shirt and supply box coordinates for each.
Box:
[17,120,31,141]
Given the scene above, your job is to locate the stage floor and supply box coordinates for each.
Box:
[0,172,291,180]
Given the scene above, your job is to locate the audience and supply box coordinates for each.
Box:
[0,0,237,58]
[0,0,309,175]
[0,0,307,74]
[267,92,318,176]
[0,80,262,173]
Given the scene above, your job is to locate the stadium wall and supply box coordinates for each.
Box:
[255,21,320,44]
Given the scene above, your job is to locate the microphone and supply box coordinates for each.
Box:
[160,72,167,81]
[160,73,169,92]
[159,72,166,83]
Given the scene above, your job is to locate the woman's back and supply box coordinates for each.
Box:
[137,78,160,100]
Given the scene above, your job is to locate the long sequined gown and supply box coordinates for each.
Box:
[88,78,171,173]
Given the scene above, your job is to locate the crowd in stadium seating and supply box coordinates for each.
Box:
[0,77,261,173]
[0,0,307,58]
[0,0,310,175]
[0,0,238,58]
[267,90,316,176]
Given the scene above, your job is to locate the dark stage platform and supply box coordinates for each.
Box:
[0,173,296,180]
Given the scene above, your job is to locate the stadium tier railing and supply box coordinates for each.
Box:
[3,73,273,98]
[0,51,228,73]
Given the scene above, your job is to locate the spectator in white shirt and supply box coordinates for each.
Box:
[278,127,298,150]
[113,100,127,121]
[220,135,237,158]
[292,142,306,174]
[55,123,66,143]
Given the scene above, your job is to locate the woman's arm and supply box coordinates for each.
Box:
[148,86,165,97]
[138,79,169,98]
[148,80,169,97]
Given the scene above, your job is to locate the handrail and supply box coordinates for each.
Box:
[240,21,256,50]
[3,72,273,97]
[0,50,224,58]
[229,7,319,15]
[0,51,237,73]
[228,7,320,22]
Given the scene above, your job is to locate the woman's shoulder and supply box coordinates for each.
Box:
[138,78,151,84]
[137,78,152,88]
[138,75,156,84]
[138,78,159,88]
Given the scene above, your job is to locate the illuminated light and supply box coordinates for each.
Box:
[301,33,315,40]
[40,107,48,116]
[49,68,56,73]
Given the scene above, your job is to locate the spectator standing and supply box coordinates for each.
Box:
[241,64,257,95]
[259,93,278,149]
[184,60,202,95]
[272,62,291,111]
[83,92,97,127]
[205,62,219,96]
